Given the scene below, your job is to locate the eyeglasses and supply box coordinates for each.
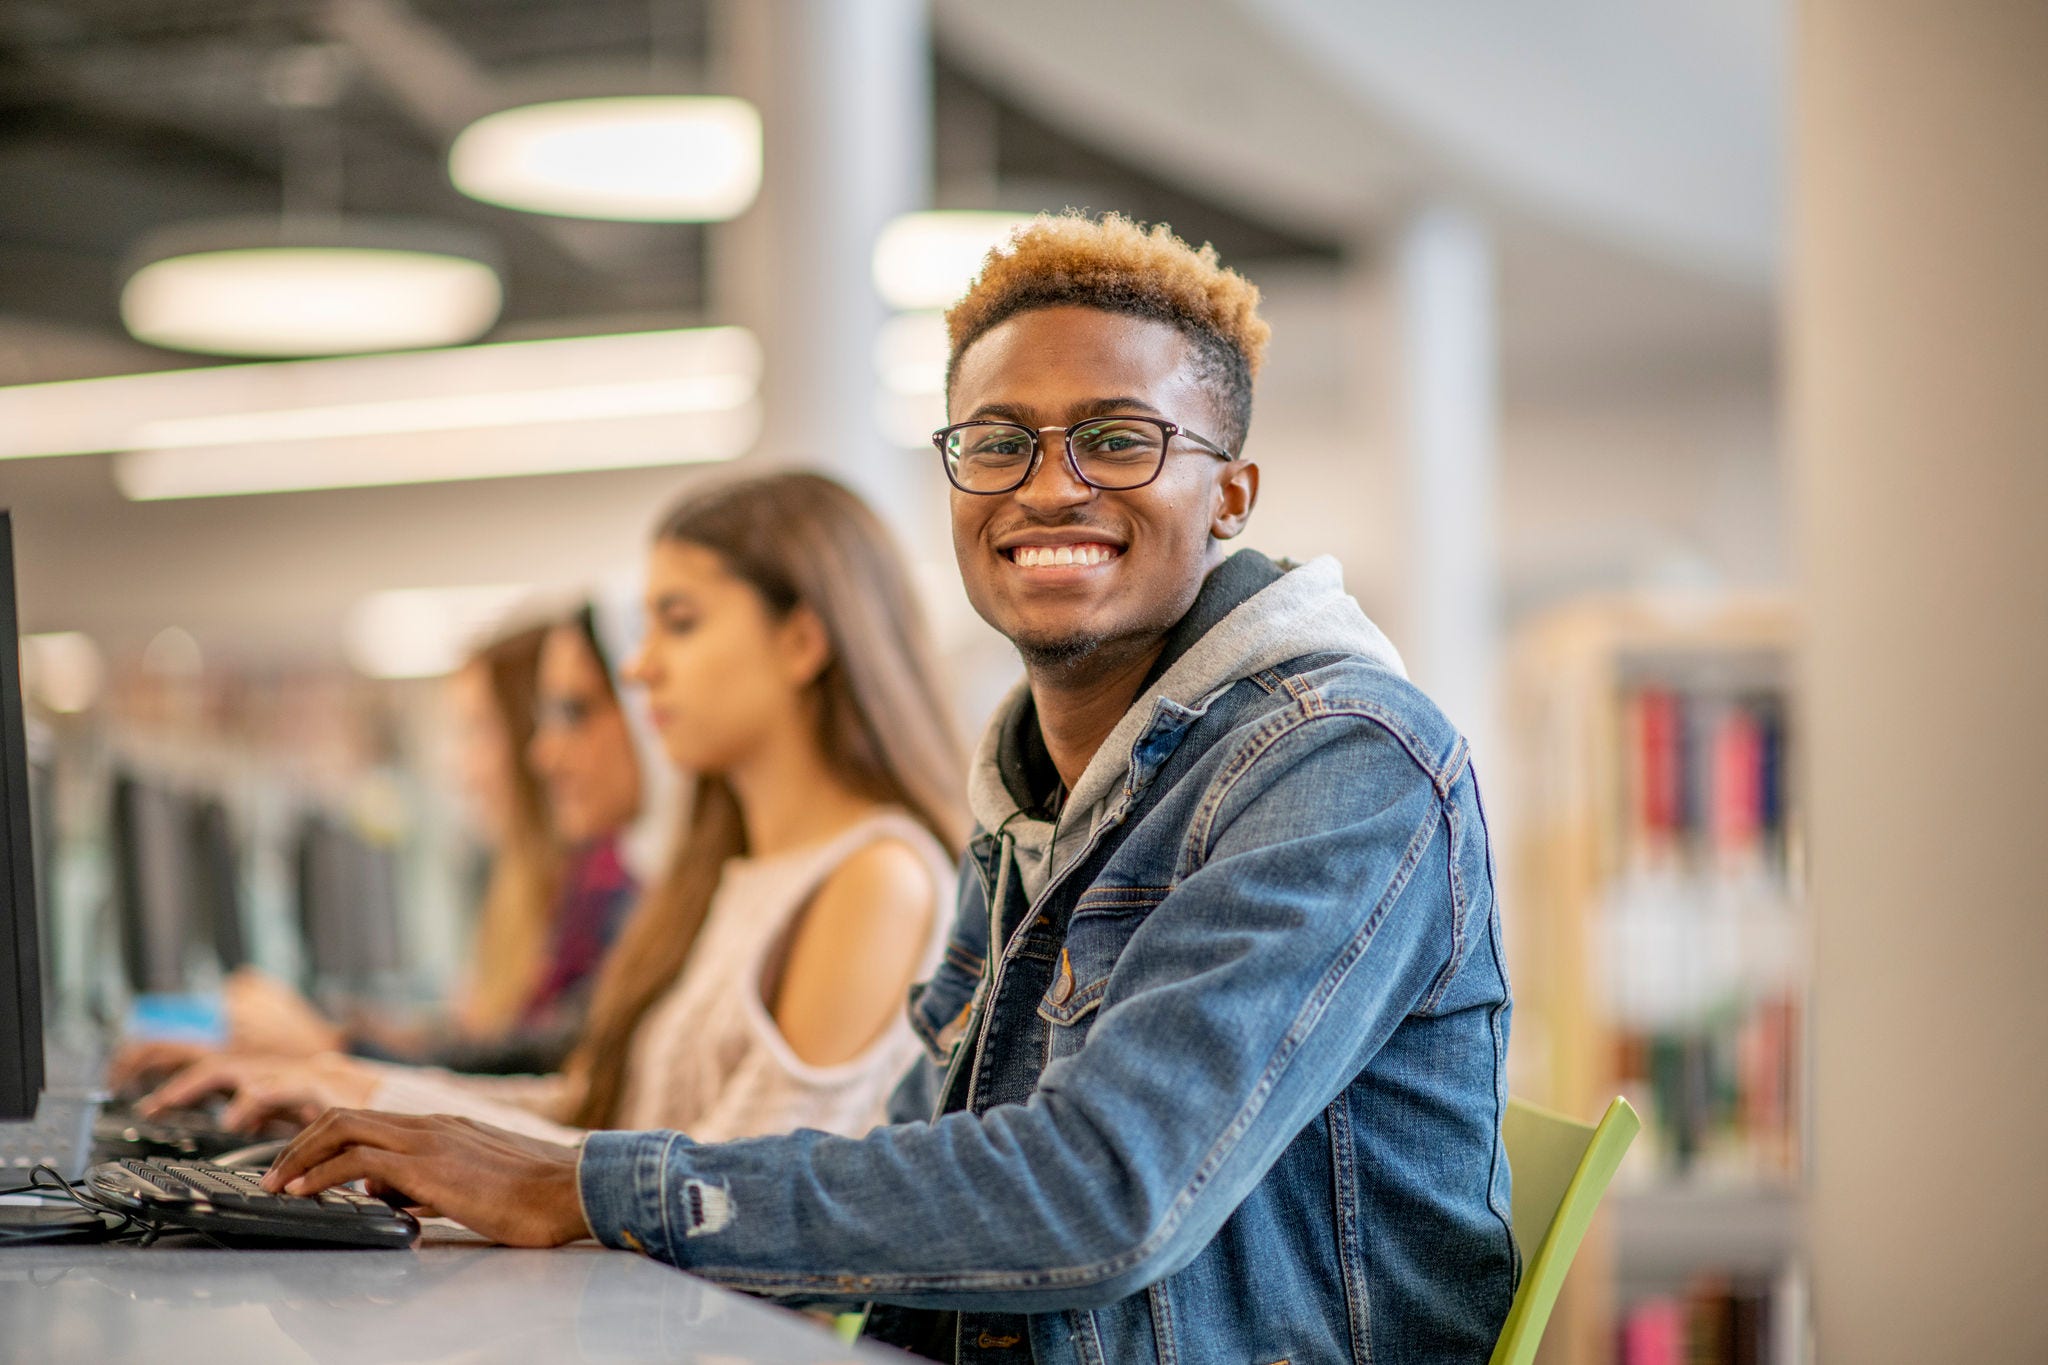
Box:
[932,415,1235,495]
[535,694,607,732]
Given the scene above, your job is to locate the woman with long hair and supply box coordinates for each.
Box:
[143,471,966,1145]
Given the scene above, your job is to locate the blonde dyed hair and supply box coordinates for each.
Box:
[944,211,1270,450]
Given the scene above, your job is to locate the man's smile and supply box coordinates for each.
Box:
[1005,542,1124,568]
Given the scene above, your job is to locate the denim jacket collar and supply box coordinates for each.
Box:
[968,552,1407,897]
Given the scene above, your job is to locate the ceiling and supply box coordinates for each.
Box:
[0,0,1780,667]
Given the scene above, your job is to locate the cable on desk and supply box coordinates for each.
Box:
[0,1162,205,1247]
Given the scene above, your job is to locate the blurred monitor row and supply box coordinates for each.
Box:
[86,769,404,999]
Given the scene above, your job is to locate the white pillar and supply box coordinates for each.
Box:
[714,0,935,541]
[1396,206,1501,771]
[1795,4,2048,1360]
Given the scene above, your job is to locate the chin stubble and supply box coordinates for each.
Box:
[1013,633,1107,672]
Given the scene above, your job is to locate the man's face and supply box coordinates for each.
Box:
[947,305,1257,670]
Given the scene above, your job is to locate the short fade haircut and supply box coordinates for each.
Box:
[943,212,1271,454]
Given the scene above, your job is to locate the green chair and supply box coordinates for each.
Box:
[1490,1096,1642,1365]
[834,1094,1640,1356]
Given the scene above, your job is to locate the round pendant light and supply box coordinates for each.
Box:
[872,211,1036,312]
[120,217,503,358]
[448,96,762,222]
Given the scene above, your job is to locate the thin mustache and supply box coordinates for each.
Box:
[990,517,1123,540]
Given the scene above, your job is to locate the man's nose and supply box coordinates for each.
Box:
[1011,432,1094,511]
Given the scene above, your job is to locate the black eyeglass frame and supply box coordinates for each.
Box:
[931,416,1237,495]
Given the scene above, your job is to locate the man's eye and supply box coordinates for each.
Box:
[1075,424,1159,458]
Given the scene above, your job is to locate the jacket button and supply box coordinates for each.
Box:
[1048,949,1074,1006]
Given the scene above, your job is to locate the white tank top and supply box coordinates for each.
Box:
[614,808,954,1141]
[365,808,955,1147]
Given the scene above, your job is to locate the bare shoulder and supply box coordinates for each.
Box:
[802,837,938,938]
[772,837,942,1063]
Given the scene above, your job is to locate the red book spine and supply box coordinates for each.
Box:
[1640,689,1682,850]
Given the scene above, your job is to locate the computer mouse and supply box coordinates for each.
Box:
[211,1138,292,1171]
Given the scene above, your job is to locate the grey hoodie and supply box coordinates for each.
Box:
[969,552,1407,901]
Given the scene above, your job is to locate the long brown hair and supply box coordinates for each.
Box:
[562,471,968,1128]
[454,624,563,1035]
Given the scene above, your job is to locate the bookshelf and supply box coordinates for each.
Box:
[1504,595,1808,1365]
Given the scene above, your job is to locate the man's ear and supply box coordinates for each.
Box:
[1210,460,1259,541]
[779,604,833,688]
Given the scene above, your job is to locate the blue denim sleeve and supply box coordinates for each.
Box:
[575,713,1469,1313]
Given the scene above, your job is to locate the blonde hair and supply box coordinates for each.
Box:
[561,472,967,1129]
[450,625,561,1036]
[945,211,1270,449]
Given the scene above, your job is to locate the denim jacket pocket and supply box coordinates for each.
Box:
[1036,949,1110,1028]
[908,936,985,1065]
[1037,951,1110,1066]
[1036,890,1158,1063]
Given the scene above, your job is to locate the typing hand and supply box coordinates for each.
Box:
[141,1053,377,1131]
[262,1110,591,1247]
[106,1039,214,1097]
[223,968,347,1057]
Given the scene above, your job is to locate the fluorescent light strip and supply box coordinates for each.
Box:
[115,404,762,500]
[134,374,755,448]
[0,326,761,461]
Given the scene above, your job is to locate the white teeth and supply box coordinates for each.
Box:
[1012,543,1118,568]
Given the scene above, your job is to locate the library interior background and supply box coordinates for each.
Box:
[0,3,2039,1361]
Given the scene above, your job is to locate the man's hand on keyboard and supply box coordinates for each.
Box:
[262,1109,592,1248]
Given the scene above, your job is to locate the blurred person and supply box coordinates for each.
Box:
[112,608,655,1088]
[259,215,1513,1365]
[145,471,967,1150]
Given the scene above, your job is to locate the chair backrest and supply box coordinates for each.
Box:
[1489,1096,1642,1365]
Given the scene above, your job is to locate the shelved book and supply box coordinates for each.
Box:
[1619,680,1791,878]
[1618,1273,1804,1365]
[1611,996,1799,1179]
[1603,672,1803,1181]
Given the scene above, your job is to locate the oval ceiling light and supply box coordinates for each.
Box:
[872,211,1036,312]
[449,96,762,222]
[121,218,503,358]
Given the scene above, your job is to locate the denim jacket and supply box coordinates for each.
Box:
[578,553,1516,1364]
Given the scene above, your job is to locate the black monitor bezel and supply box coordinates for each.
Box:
[0,509,45,1120]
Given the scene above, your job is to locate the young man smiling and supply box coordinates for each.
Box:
[267,215,1517,1364]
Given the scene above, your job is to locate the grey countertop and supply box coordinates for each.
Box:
[0,1228,890,1365]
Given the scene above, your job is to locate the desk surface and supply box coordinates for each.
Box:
[0,1232,885,1365]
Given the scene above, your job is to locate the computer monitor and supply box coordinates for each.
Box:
[109,776,251,993]
[293,812,402,989]
[1,510,46,1121]
[111,773,190,993]
[191,797,248,974]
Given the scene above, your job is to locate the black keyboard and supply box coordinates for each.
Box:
[87,1157,419,1248]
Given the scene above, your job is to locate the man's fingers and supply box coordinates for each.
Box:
[264,1108,432,1191]
[282,1144,396,1199]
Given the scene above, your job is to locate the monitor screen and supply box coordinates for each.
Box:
[0,510,45,1120]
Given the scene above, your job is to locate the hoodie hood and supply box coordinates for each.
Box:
[968,552,1405,898]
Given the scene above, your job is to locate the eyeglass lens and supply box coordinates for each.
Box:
[943,419,1169,492]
